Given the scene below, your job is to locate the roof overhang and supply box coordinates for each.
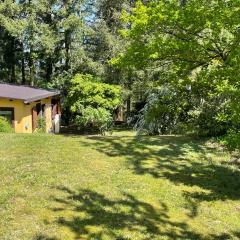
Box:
[23,91,60,104]
[0,83,60,103]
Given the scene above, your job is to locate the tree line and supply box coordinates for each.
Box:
[2,0,240,148]
[0,0,133,86]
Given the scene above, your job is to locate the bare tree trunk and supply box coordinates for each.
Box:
[64,30,71,71]
[21,42,26,84]
[46,57,53,82]
[29,54,34,86]
[9,37,16,83]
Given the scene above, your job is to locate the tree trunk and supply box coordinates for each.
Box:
[46,57,53,82]
[28,0,35,86]
[64,30,71,71]
[21,44,26,84]
[126,96,131,117]
[9,37,16,83]
[29,54,34,86]
[126,70,133,117]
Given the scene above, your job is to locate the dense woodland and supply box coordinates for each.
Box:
[1,0,240,148]
[0,0,131,85]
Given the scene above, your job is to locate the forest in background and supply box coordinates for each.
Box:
[0,0,133,86]
[1,0,240,150]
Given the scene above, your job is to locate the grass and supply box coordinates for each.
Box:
[0,131,240,240]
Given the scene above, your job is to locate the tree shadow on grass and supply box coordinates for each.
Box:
[49,186,208,240]
[46,186,240,240]
[79,135,240,203]
[33,234,59,240]
[42,135,240,239]
[76,135,240,222]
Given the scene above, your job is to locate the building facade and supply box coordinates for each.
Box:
[0,83,60,133]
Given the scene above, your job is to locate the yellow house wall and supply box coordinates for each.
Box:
[0,98,52,133]
[44,104,53,133]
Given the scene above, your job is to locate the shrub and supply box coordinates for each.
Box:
[67,74,122,134]
[35,117,46,133]
[221,130,240,151]
[188,97,231,137]
[0,116,13,133]
[134,86,183,135]
[76,107,113,135]
[67,74,122,113]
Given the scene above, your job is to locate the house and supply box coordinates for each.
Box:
[0,83,60,133]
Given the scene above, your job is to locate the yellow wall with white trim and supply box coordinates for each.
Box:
[0,98,52,133]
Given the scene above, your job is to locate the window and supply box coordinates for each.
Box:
[0,107,14,124]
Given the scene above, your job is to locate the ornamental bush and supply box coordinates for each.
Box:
[76,107,113,135]
[0,116,13,133]
[67,74,122,134]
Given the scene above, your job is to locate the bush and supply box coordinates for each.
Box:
[188,97,231,137]
[221,130,240,151]
[67,74,122,113]
[35,117,46,133]
[76,107,113,135]
[134,86,183,135]
[67,74,122,134]
[0,116,13,133]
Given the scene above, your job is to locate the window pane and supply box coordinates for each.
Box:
[0,110,13,123]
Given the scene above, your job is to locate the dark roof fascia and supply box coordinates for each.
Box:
[0,82,58,92]
[0,96,23,101]
[0,82,60,103]
[24,91,60,104]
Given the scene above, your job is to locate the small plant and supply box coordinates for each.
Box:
[0,116,13,133]
[36,117,46,133]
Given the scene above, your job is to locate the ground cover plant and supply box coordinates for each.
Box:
[0,131,239,240]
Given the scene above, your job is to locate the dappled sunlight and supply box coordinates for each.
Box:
[1,133,239,239]
[44,185,240,240]
[49,186,203,239]
[79,135,239,202]
[73,134,240,238]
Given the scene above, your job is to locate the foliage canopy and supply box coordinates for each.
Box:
[67,74,122,133]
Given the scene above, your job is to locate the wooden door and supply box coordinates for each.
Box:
[32,106,38,132]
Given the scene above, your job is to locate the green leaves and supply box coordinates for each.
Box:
[68,74,122,112]
[116,0,240,77]
[112,0,240,138]
[67,74,122,134]
[0,117,13,133]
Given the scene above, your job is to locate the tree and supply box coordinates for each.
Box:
[0,0,85,86]
[66,74,122,133]
[114,0,240,136]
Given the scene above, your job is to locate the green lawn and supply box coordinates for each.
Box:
[0,132,240,240]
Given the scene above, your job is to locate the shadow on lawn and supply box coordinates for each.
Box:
[33,234,59,240]
[41,135,240,240]
[46,186,239,240]
[76,135,240,221]
[80,135,240,202]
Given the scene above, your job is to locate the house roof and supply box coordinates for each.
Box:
[0,83,60,104]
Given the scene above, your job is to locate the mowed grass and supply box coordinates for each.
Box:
[0,132,240,240]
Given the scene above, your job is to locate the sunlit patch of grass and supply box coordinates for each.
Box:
[0,132,239,240]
